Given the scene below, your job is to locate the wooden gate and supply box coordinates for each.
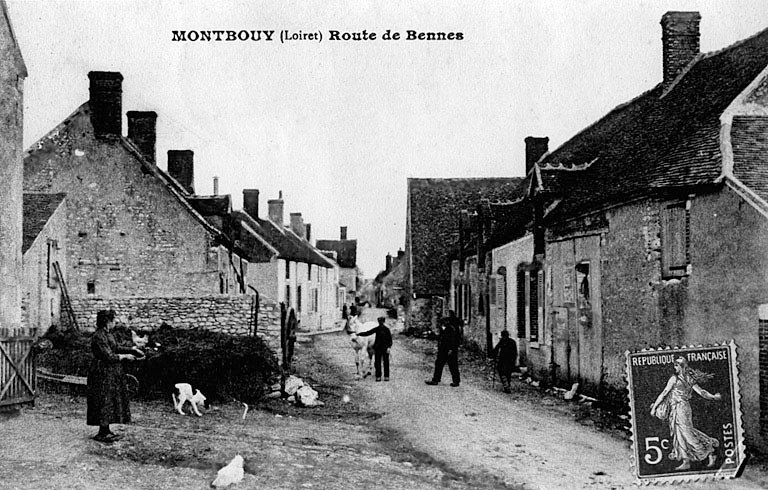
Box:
[0,327,36,408]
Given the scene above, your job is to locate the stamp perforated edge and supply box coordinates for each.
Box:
[624,340,746,485]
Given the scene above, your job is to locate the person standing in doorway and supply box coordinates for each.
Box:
[355,316,393,381]
[425,310,462,387]
[87,309,143,443]
[492,330,518,393]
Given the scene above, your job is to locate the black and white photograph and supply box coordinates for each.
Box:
[1,1,768,488]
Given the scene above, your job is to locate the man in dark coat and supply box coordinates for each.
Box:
[87,309,142,443]
[355,316,393,381]
[425,310,462,387]
[492,330,518,393]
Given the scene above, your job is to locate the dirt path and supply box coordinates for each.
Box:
[314,308,768,490]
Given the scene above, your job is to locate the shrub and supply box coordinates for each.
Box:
[39,325,280,403]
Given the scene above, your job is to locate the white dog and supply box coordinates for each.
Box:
[172,383,209,417]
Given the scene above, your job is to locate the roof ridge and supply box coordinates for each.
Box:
[700,25,768,62]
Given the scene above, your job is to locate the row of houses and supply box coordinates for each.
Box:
[0,0,367,395]
[404,12,768,450]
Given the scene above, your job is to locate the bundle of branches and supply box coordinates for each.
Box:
[40,324,280,403]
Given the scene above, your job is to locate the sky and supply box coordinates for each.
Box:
[6,0,767,277]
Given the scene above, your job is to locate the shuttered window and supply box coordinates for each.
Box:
[662,202,689,278]
[489,278,496,306]
[516,269,526,339]
[530,271,539,343]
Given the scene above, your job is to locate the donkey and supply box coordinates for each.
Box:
[344,315,377,378]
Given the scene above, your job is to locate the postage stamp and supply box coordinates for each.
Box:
[625,341,746,484]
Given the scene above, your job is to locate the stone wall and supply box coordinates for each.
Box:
[67,294,283,354]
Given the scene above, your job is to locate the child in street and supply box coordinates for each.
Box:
[492,330,518,393]
[355,316,393,381]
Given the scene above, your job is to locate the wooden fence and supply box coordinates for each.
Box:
[0,327,36,408]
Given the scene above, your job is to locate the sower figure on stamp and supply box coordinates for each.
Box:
[354,316,393,381]
[650,356,722,471]
[491,330,518,393]
[425,310,462,387]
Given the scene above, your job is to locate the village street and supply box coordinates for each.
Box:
[324,308,768,490]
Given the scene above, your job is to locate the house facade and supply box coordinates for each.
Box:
[316,226,361,306]
[520,13,768,450]
[21,193,66,334]
[233,189,341,331]
[405,178,524,334]
[0,0,26,334]
[23,72,243,304]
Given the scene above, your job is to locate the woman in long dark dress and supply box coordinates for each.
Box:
[87,309,142,443]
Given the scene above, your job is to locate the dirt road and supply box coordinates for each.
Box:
[319,308,768,490]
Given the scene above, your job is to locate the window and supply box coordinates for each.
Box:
[285,260,291,279]
[285,285,291,307]
[87,280,96,295]
[661,201,690,278]
[297,285,302,312]
[516,269,526,339]
[46,242,56,288]
[576,262,592,329]
[308,264,312,281]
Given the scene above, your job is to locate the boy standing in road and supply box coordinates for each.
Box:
[355,316,393,381]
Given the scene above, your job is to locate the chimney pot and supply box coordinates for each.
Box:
[524,136,549,175]
[268,192,285,228]
[305,223,312,242]
[127,111,157,163]
[167,150,195,194]
[290,212,305,239]
[88,71,123,140]
[386,253,393,272]
[213,176,219,196]
[340,226,348,240]
[661,11,701,89]
[243,189,259,219]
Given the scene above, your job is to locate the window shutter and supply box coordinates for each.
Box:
[662,203,688,277]
[489,278,496,306]
[530,271,539,342]
[497,275,506,329]
[517,269,526,339]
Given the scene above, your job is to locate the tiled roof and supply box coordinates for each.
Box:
[732,116,768,203]
[541,27,768,222]
[22,193,65,253]
[484,199,533,251]
[315,239,357,268]
[232,210,334,268]
[408,177,524,295]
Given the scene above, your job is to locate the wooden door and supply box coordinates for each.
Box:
[0,328,36,408]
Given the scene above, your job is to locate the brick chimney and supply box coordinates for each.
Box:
[525,136,549,174]
[340,226,348,240]
[243,189,259,218]
[661,11,701,89]
[88,71,123,140]
[305,223,311,242]
[385,253,393,272]
[127,111,157,163]
[167,150,194,194]
[268,191,284,228]
[290,212,305,239]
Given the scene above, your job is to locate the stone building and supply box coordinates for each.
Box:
[316,226,361,306]
[523,13,768,450]
[23,72,244,303]
[21,193,66,334]
[404,178,523,334]
[0,0,26,334]
[231,189,341,331]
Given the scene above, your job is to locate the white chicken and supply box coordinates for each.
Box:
[130,329,149,349]
[212,455,244,488]
[564,382,579,401]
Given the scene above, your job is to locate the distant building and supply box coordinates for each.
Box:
[316,226,361,305]
[232,189,340,331]
[404,178,524,334]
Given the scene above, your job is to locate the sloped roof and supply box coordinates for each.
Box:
[732,115,768,203]
[23,193,65,253]
[541,27,768,223]
[232,210,334,268]
[408,177,524,296]
[315,239,357,268]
